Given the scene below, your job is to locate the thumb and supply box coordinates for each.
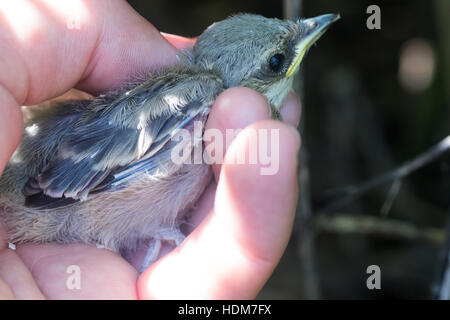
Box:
[0,88,23,176]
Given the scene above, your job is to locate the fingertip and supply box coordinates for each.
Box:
[161,32,196,50]
[205,87,271,179]
[280,91,301,127]
[208,87,270,131]
[17,244,138,299]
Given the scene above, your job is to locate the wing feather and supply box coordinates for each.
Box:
[24,66,223,208]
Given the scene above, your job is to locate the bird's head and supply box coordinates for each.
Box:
[193,13,340,113]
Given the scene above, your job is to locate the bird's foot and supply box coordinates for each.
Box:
[139,228,185,273]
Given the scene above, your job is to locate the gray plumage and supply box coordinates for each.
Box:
[0,13,339,267]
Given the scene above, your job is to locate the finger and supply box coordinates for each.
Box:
[0,87,23,176]
[0,276,15,300]
[138,121,300,299]
[76,0,180,94]
[0,248,45,299]
[73,0,180,95]
[161,32,196,50]
[0,0,180,105]
[205,87,271,181]
[280,91,301,127]
[0,218,45,299]
[0,222,17,299]
[16,243,138,299]
[191,87,296,232]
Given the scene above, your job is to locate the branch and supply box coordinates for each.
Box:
[437,218,450,299]
[315,213,445,245]
[318,135,450,214]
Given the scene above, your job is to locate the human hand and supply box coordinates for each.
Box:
[0,0,300,299]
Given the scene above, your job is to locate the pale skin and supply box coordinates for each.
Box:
[0,0,301,299]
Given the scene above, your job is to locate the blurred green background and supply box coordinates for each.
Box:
[127,0,450,299]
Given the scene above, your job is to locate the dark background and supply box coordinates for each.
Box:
[126,0,450,299]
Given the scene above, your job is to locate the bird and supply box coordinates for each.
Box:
[0,13,340,271]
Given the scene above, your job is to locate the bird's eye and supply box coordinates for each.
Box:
[269,53,285,72]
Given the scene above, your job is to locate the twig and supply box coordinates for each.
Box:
[432,216,450,299]
[315,214,445,245]
[439,255,450,299]
[318,135,450,214]
[431,145,450,299]
[380,179,402,216]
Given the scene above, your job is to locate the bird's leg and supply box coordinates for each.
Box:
[140,238,162,273]
[157,227,186,246]
[139,227,186,272]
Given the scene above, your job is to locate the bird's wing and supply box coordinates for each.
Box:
[23,67,223,208]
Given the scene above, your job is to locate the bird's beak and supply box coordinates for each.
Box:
[286,13,340,78]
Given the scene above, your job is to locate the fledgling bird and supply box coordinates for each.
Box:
[0,13,339,270]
